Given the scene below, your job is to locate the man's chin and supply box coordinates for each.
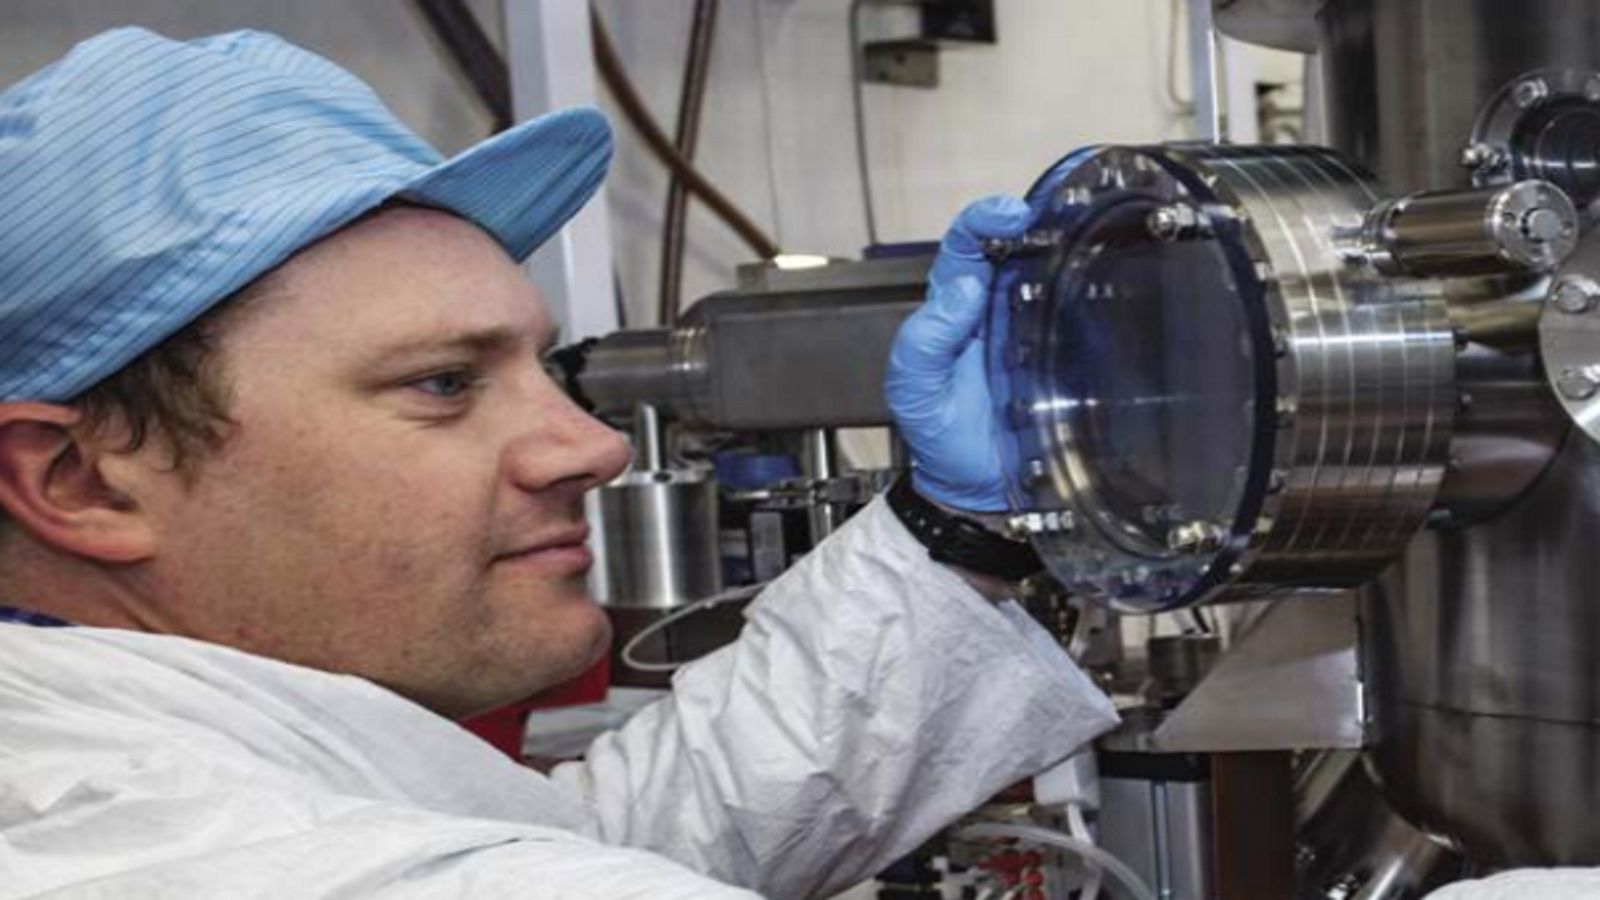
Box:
[523,602,613,694]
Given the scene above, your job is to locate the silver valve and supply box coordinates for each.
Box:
[1362,180,1579,278]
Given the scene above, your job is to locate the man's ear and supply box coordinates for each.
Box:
[0,402,157,563]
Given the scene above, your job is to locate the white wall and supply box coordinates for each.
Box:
[596,0,1221,327]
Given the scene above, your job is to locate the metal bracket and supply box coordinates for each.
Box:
[1151,594,1365,752]
[862,39,940,88]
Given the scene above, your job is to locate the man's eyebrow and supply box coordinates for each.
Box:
[362,326,524,364]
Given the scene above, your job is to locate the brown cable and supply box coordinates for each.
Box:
[659,0,720,326]
[590,6,781,260]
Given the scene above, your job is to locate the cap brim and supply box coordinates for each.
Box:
[399,105,612,262]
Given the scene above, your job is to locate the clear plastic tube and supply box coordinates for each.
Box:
[1065,803,1103,900]
[618,582,768,673]
[957,822,1157,900]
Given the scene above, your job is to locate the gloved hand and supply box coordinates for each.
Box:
[885,195,1037,513]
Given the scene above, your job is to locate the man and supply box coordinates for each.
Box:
[0,27,1117,899]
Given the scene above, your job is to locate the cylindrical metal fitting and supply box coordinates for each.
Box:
[573,327,711,425]
[989,143,1459,611]
[598,471,722,610]
[1364,181,1579,277]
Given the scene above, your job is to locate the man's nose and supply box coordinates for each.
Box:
[504,382,631,494]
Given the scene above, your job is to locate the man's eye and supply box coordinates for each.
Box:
[406,369,483,399]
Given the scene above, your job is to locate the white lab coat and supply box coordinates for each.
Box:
[1428,871,1600,899]
[0,498,1119,899]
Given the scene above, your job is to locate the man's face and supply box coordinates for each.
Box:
[134,207,631,717]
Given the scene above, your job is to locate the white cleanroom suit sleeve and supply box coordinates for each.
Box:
[0,624,765,900]
[1427,870,1600,899]
[553,496,1121,899]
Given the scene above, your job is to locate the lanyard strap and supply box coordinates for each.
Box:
[0,605,72,627]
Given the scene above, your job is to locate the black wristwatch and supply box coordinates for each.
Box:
[886,473,1043,582]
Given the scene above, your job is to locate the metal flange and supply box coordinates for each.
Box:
[1540,227,1600,441]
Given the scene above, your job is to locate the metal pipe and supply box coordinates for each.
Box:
[633,403,664,471]
[803,428,843,542]
[410,0,513,132]
[590,7,780,260]
[659,0,720,326]
[1185,0,1222,141]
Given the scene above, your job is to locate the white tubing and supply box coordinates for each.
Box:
[618,583,768,673]
[1065,803,1103,900]
[956,822,1157,900]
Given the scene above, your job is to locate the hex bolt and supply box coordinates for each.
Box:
[1167,520,1225,554]
[1270,326,1290,358]
[1147,206,1181,240]
[1008,510,1075,537]
[1023,457,1049,487]
[1557,369,1599,401]
[1552,277,1600,315]
[1267,469,1288,494]
[1514,78,1550,109]
[1459,143,1495,169]
[1586,74,1600,103]
[1275,395,1298,427]
[1146,204,1205,242]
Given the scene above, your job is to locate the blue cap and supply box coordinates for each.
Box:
[0,27,613,402]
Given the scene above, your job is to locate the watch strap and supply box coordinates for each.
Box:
[886,473,1043,582]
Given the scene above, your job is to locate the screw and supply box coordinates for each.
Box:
[1008,510,1076,537]
[1514,78,1550,109]
[1552,277,1600,315]
[1275,395,1298,427]
[1521,206,1569,243]
[1270,326,1290,358]
[1459,143,1494,169]
[1146,204,1205,241]
[1167,520,1225,554]
[1557,368,1599,401]
[1018,282,1043,303]
[982,230,1060,262]
[1024,457,1049,487]
[1326,874,1363,900]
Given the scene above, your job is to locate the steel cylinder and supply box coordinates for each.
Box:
[1220,0,1600,867]
[1364,182,1578,277]
[597,472,721,610]
[1317,0,1600,193]
[1309,0,1600,867]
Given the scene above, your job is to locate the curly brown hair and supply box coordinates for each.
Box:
[0,274,280,535]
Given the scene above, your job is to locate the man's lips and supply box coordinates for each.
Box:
[493,525,593,570]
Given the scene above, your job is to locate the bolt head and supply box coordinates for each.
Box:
[1167,520,1224,554]
[1521,206,1568,243]
[1146,206,1180,240]
[1272,328,1290,358]
[1514,78,1550,109]
[1553,278,1599,314]
[1557,369,1599,401]
[1458,143,1493,169]
[1552,276,1600,314]
[1024,457,1048,486]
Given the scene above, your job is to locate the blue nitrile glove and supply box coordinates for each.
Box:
[885,195,1037,513]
